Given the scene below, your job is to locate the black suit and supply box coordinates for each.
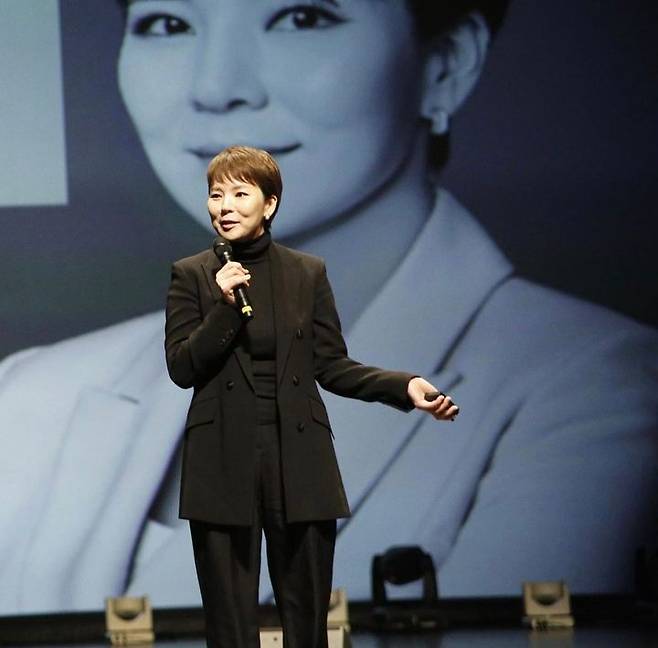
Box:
[165,241,414,524]
[165,239,414,647]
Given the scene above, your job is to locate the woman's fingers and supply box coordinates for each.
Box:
[223,273,251,291]
[215,264,251,304]
[215,261,249,281]
[432,396,455,418]
[408,378,460,422]
[435,403,460,421]
[424,391,460,421]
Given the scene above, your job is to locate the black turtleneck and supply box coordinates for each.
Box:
[233,231,277,414]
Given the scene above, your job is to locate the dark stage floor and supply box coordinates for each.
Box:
[8,628,658,648]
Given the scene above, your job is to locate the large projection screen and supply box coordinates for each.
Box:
[1,0,656,615]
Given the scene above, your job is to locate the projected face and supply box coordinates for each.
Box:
[118,0,426,237]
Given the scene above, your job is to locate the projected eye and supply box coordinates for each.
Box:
[266,4,346,31]
[131,13,194,37]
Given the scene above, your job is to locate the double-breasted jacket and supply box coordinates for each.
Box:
[165,241,414,525]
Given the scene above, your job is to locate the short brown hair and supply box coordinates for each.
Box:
[207,146,283,226]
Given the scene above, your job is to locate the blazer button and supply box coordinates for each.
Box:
[296,328,303,339]
[226,380,235,390]
[292,375,300,386]
[297,422,305,432]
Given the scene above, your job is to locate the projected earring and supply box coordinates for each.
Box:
[429,107,449,135]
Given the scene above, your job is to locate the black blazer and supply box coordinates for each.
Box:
[165,241,414,525]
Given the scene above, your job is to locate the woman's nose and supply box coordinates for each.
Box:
[220,196,235,213]
[190,19,267,113]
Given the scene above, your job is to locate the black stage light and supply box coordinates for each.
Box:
[370,545,440,630]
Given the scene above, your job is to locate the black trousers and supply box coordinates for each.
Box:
[189,420,337,648]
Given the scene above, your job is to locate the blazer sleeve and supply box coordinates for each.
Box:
[312,261,415,411]
[165,260,243,389]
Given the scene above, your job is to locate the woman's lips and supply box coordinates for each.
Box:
[189,143,301,159]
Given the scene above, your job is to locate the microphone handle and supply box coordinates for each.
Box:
[234,285,253,320]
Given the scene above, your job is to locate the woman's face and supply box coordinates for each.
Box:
[208,178,276,242]
[118,0,426,237]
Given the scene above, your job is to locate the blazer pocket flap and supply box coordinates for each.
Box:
[309,398,331,429]
[185,398,217,429]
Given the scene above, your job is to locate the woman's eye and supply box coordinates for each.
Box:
[266,5,346,31]
[131,13,194,37]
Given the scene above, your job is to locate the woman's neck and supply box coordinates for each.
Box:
[232,229,271,262]
[281,132,436,332]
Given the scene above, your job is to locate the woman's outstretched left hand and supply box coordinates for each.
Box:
[407,377,460,421]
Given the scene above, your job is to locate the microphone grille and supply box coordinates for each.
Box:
[213,236,232,256]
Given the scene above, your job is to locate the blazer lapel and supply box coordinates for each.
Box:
[20,323,191,609]
[270,243,302,386]
[201,253,223,303]
[234,345,255,391]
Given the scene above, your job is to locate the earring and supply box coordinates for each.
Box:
[429,107,449,135]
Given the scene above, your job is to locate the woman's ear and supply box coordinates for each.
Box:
[420,12,491,135]
[265,195,277,219]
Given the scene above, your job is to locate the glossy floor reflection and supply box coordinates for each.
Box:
[10,627,658,648]
[353,627,656,647]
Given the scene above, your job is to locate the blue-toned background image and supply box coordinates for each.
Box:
[1,0,657,614]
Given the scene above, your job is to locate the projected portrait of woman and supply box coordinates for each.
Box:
[0,0,656,614]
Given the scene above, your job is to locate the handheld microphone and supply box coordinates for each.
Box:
[213,236,254,320]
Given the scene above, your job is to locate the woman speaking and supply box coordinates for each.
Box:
[165,145,458,647]
[3,0,657,618]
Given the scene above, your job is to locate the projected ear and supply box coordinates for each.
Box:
[419,12,491,135]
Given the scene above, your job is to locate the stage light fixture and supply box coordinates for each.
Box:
[105,595,154,645]
[370,545,440,630]
[371,545,438,607]
[522,580,574,630]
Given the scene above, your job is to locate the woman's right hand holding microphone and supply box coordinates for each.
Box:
[215,261,250,306]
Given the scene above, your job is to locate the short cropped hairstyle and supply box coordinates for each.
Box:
[207,146,283,227]
[407,1,510,40]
